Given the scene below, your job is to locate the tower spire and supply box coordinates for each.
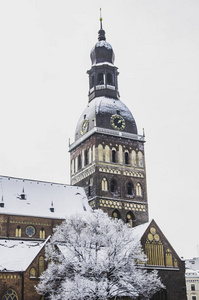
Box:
[98,8,106,41]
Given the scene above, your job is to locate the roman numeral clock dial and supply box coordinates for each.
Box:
[110,114,125,131]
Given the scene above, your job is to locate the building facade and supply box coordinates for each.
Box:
[0,18,187,300]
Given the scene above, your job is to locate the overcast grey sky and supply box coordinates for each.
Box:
[0,0,199,259]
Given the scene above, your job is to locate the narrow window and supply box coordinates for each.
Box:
[16,226,21,238]
[105,145,110,162]
[138,151,144,167]
[97,73,104,85]
[112,150,116,163]
[90,76,94,88]
[39,256,45,276]
[127,182,134,196]
[40,228,45,239]
[107,73,113,85]
[136,183,142,196]
[125,152,129,164]
[78,154,82,170]
[191,284,196,291]
[84,149,88,166]
[101,178,108,191]
[111,180,117,193]
[88,178,92,197]
[98,144,103,161]
[126,212,134,228]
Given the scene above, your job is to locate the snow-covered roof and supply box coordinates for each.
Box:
[0,238,47,272]
[0,175,90,219]
[186,268,199,277]
[131,222,150,242]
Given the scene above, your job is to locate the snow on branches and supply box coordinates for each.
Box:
[37,210,164,300]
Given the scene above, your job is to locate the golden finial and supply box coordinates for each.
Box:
[100,8,103,29]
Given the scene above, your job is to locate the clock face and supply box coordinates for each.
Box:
[110,114,125,131]
[26,225,35,237]
[81,119,89,135]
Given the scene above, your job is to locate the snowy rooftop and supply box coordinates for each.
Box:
[0,239,47,272]
[186,268,199,277]
[131,222,150,242]
[0,175,90,219]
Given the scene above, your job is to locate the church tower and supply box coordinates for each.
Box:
[69,18,148,227]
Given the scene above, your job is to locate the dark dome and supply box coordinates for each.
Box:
[90,26,115,65]
[90,40,115,65]
[75,97,137,141]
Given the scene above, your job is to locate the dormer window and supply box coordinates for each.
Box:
[97,73,104,85]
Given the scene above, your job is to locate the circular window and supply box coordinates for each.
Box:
[150,227,156,235]
[26,225,36,237]
[2,289,18,300]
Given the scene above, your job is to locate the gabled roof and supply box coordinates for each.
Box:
[0,238,48,272]
[0,175,90,219]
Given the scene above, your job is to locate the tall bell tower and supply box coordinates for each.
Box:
[69,17,148,227]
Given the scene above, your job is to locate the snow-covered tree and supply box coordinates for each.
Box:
[37,210,164,300]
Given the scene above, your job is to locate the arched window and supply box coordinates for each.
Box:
[112,209,121,220]
[125,152,129,164]
[101,178,108,191]
[138,151,144,168]
[16,226,21,237]
[98,144,103,161]
[78,154,82,170]
[166,249,173,267]
[30,267,36,278]
[39,256,45,276]
[2,289,18,300]
[111,179,117,193]
[97,73,104,85]
[112,149,116,163]
[136,183,142,196]
[84,149,88,166]
[126,212,135,228]
[107,73,113,85]
[105,145,110,162]
[127,182,134,196]
[131,150,137,166]
[40,228,45,239]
